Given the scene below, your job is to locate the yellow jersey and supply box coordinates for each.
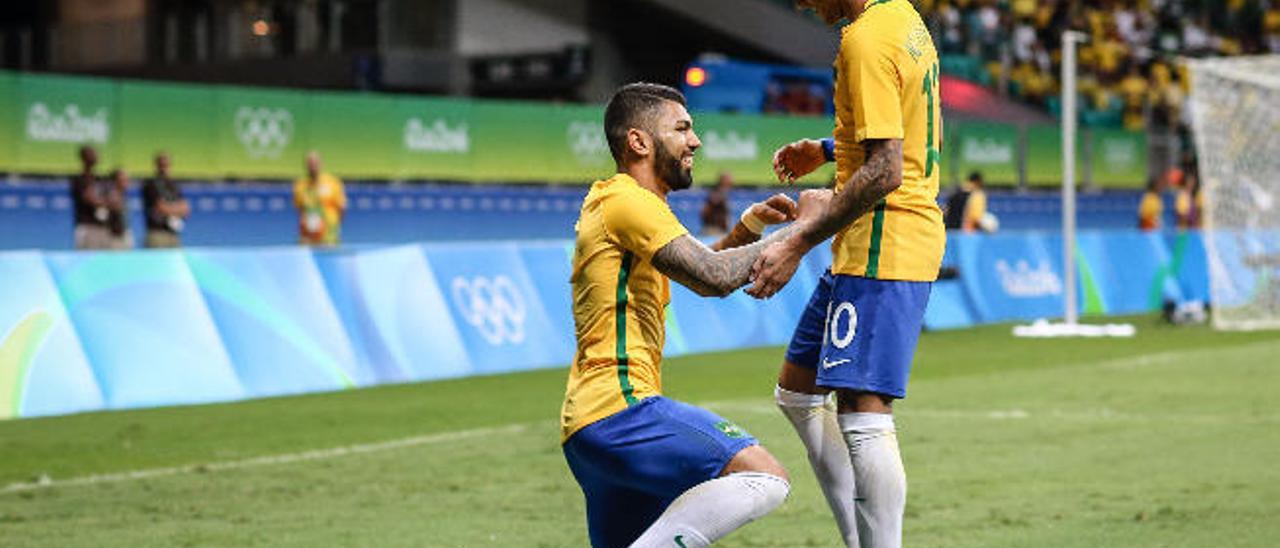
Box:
[964,188,987,230]
[831,0,945,282]
[1139,190,1163,231]
[293,173,347,245]
[560,174,688,442]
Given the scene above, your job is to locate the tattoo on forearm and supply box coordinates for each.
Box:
[801,139,902,247]
[653,225,801,297]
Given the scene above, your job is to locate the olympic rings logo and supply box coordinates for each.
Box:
[450,276,527,345]
[234,107,294,158]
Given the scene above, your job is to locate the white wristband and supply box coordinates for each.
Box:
[740,206,767,235]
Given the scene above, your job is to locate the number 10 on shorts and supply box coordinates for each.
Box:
[821,300,859,371]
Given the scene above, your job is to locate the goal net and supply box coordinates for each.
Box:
[1188,55,1280,331]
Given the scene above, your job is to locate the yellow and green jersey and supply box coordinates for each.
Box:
[831,0,945,282]
[292,173,347,245]
[560,174,688,442]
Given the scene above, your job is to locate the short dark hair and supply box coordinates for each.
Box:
[604,83,687,163]
[967,171,983,184]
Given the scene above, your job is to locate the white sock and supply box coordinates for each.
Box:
[775,386,859,547]
[839,412,906,548]
[629,472,790,548]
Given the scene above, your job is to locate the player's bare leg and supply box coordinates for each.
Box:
[836,390,904,548]
[776,361,859,547]
[629,445,790,547]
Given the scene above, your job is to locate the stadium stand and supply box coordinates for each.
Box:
[922,0,1280,130]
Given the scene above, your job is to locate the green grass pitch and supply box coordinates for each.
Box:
[1,315,1277,547]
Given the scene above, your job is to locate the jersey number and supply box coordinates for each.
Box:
[921,62,942,177]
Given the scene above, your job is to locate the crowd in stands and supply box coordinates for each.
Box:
[919,0,1280,131]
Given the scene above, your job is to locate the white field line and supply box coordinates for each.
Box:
[704,400,1280,425]
[0,423,531,496]
[4,340,1276,496]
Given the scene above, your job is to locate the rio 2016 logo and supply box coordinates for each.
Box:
[234,107,294,158]
[994,259,1062,298]
[404,118,470,154]
[566,121,608,165]
[449,276,527,345]
[25,103,110,144]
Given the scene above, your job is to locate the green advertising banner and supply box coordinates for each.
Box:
[542,103,611,184]
[0,70,1149,188]
[15,73,119,174]
[307,92,399,180]
[692,113,833,186]
[469,101,558,183]
[395,96,474,181]
[117,81,218,179]
[216,86,312,180]
[1089,129,1147,188]
[1025,125,1084,187]
[951,122,1019,185]
[0,72,15,170]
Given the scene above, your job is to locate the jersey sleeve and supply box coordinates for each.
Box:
[601,186,689,262]
[840,31,904,142]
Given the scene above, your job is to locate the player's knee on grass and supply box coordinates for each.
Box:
[721,444,789,481]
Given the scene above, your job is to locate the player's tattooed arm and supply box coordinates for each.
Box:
[654,191,828,297]
[797,138,902,247]
[653,226,802,297]
[745,139,901,298]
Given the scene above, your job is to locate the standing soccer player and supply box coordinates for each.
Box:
[561,82,829,548]
[749,1,946,547]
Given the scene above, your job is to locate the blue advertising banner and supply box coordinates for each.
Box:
[924,240,975,330]
[44,251,245,409]
[1075,231,1178,315]
[423,242,571,375]
[315,245,472,383]
[517,242,577,360]
[0,228,1214,420]
[1167,231,1209,303]
[186,248,365,397]
[0,251,102,419]
[953,232,1070,323]
[1203,229,1280,310]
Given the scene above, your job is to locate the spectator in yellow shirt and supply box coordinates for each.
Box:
[1138,176,1164,231]
[944,171,989,233]
[1118,65,1149,130]
[1175,172,1203,230]
[293,151,347,246]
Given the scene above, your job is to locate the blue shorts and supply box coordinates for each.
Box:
[562,396,758,548]
[784,271,931,398]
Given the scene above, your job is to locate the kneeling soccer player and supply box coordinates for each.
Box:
[560,82,830,547]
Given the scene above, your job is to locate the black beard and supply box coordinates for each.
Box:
[655,141,694,191]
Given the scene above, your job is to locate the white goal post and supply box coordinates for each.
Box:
[1187,55,1280,331]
